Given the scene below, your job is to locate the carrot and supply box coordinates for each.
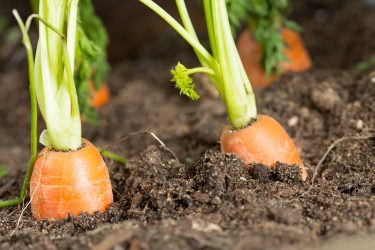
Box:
[221,115,307,180]
[6,1,114,219]
[237,28,312,89]
[31,139,113,220]
[140,0,307,180]
[89,81,111,108]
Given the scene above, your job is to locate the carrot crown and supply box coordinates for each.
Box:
[15,0,82,151]
[139,0,257,129]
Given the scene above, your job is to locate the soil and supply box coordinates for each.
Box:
[0,0,375,249]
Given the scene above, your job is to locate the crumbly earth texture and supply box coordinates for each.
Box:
[0,0,375,249]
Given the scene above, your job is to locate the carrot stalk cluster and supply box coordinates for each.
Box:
[0,0,114,219]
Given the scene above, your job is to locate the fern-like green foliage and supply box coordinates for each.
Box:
[171,63,200,101]
[226,0,252,35]
[75,0,110,124]
[226,0,268,35]
[226,0,301,75]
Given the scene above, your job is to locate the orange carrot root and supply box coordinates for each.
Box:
[237,28,312,89]
[281,29,312,72]
[220,115,307,180]
[89,81,111,109]
[30,138,113,220]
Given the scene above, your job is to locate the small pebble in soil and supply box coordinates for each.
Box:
[310,87,341,112]
[211,196,222,205]
[353,101,361,108]
[356,119,364,130]
[299,107,310,118]
[288,116,299,127]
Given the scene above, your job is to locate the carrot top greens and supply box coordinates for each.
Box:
[20,0,82,151]
[36,0,81,151]
[30,0,110,124]
[227,0,301,75]
[75,0,110,124]
[140,0,257,130]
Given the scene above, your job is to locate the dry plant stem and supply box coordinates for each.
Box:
[12,191,32,235]
[102,131,180,163]
[10,191,28,236]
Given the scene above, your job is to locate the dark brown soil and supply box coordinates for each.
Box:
[0,0,375,249]
[291,0,375,69]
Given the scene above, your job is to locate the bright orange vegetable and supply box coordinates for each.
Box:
[237,28,312,89]
[89,81,111,109]
[221,114,307,180]
[30,139,113,220]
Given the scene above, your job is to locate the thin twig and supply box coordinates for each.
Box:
[148,131,180,162]
[102,130,180,163]
[10,191,28,236]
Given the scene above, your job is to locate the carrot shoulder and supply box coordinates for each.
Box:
[221,115,307,180]
[30,138,113,220]
[237,28,312,89]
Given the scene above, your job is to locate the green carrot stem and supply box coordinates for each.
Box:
[0,10,39,208]
[98,148,128,165]
[186,67,216,76]
[34,0,81,151]
[0,198,19,208]
[15,10,38,204]
[139,0,217,69]
[139,0,257,129]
